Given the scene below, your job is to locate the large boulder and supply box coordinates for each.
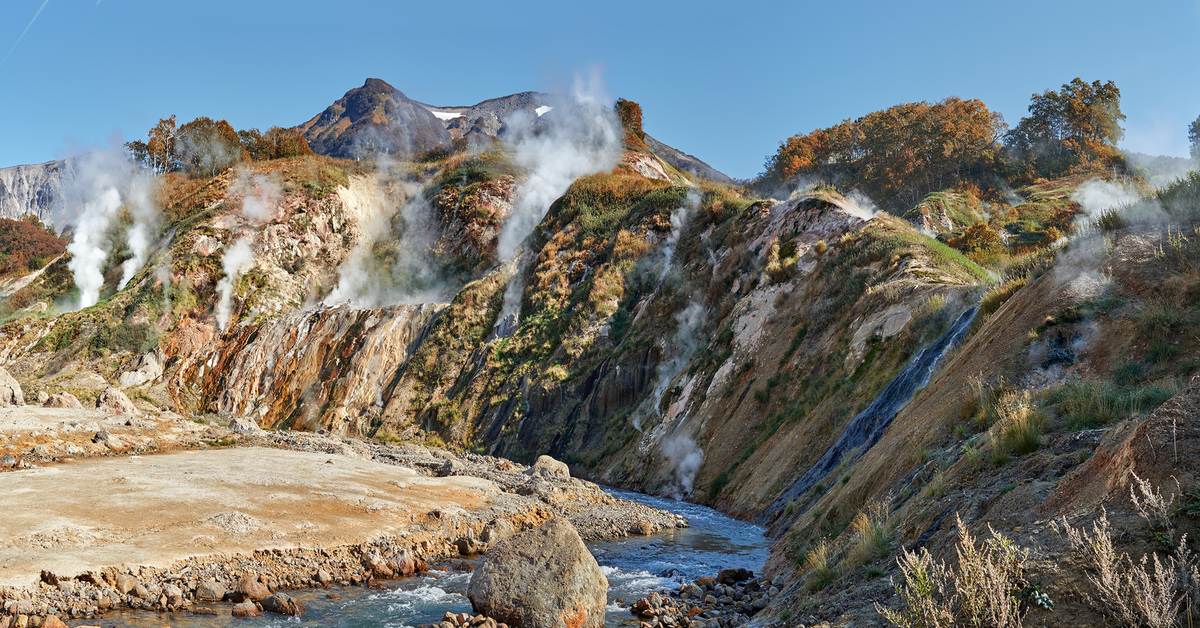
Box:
[467,517,606,628]
[43,392,83,409]
[526,455,570,480]
[227,416,266,436]
[260,593,306,616]
[0,367,24,406]
[118,350,164,387]
[96,387,137,415]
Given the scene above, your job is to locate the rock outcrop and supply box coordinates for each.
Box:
[95,387,136,415]
[0,367,23,406]
[179,303,443,434]
[0,159,74,226]
[43,392,82,409]
[467,518,607,628]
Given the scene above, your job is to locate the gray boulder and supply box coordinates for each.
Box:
[260,593,306,616]
[467,517,606,628]
[96,387,137,415]
[0,367,24,406]
[227,416,266,436]
[526,455,570,480]
[194,581,226,601]
[43,392,82,409]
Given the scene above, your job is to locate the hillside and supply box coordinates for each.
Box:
[2,81,1200,627]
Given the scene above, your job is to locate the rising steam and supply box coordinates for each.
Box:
[496,69,623,260]
[60,149,160,309]
[661,431,704,498]
[215,237,255,330]
[325,171,446,308]
[214,173,281,329]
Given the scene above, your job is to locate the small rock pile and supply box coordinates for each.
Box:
[629,569,786,628]
[424,610,510,628]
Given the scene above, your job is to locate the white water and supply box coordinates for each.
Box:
[93,488,769,628]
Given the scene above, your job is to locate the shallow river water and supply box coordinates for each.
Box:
[76,488,770,628]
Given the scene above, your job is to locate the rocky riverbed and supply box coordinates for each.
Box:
[0,404,684,626]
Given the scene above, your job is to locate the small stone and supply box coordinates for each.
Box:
[195,581,226,601]
[260,593,306,617]
[230,601,258,617]
[234,574,270,601]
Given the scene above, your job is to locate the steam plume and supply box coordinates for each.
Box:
[60,149,159,309]
[496,69,623,260]
[117,175,158,290]
[661,432,704,498]
[213,172,280,329]
[215,237,254,330]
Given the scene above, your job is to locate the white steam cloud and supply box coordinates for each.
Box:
[843,190,880,221]
[60,149,160,309]
[118,176,158,290]
[215,237,255,330]
[325,173,446,308]
[652,302,706,414]
[496,69,623,260]
[213,172,281,329]
[657,189,702,284]
[661,432,704,498]
[237,172,282,223]
[1072,179,1141,218]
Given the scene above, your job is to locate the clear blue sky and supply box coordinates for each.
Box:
[1,0,1197,179]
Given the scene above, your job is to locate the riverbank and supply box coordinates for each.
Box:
[0,408,684,623]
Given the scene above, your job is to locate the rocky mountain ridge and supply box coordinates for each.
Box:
[0,158,74,227]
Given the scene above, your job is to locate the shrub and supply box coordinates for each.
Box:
[998,392,1046,456]
[804,539,840,593]
[847,501,893,566]
[1061,509,1197,628]
[877,515,1039,628]
[1045,379,1177,430]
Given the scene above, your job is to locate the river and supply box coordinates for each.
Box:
[77,488,771,628]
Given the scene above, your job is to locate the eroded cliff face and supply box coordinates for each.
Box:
[0,159,73,226]
[173,302,444,435]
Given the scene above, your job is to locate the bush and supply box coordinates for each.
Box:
[1061,509,1197,628]
[998,392,1047,456]
[877,515,1041,628]
[1045,379,1177,430]
[804,539,840,592]
[847,501,893,566]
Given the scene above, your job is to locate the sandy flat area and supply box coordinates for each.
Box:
[0,446,501,587]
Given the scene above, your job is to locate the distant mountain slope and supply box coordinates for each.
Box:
[297,78,451,158]
[645,134,733,184]
[0,158,73,227]
[299,79,733,183]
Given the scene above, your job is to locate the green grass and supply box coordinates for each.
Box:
[1045,379,1178,430]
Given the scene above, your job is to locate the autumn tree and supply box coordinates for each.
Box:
[1189,114,1200,160]
[125,115,178,174]
[263,126,313,159]
[615,98,646,142]
[1006,78,1124,176]
[177,117,242,177]
[759,97,1006,209]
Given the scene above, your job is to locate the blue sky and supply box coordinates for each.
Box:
[0,0,1198,179]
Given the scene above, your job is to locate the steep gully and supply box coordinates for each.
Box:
[764,307,978,523]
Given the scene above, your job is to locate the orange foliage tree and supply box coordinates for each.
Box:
[760,97,1005,209]
[1005,78,1125,178]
